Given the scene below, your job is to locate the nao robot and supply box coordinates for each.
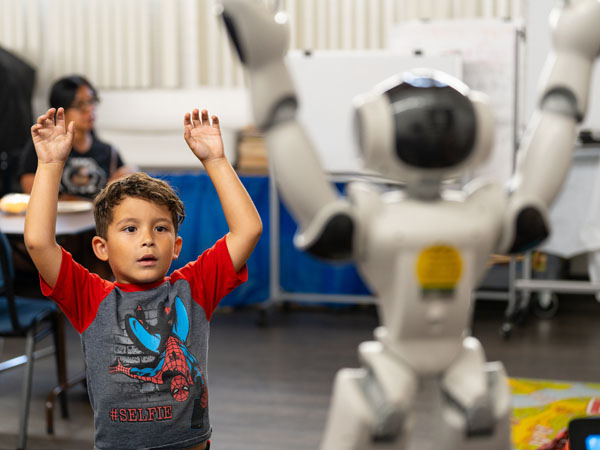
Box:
[219,0,600,448]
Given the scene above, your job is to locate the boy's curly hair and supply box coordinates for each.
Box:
[93,172,185,238]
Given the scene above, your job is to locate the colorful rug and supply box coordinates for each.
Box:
[511,378,600,450]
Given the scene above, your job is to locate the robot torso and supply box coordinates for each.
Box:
[349,180,506,372]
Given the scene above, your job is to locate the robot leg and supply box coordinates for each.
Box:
[436,337,511,450]
[320,340,418,450]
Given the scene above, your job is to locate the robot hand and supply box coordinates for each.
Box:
[220,0,297,130]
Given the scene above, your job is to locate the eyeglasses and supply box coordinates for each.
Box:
[69,97,100,111]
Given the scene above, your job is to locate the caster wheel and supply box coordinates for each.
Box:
[500,322,512,339]
[532,291,559,319]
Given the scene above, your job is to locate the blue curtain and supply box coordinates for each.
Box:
[151,172,270,307]
[151,172,370,307]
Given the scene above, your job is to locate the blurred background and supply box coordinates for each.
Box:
[2,1,600,450]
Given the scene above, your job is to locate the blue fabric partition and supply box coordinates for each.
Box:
[151,172,371,307]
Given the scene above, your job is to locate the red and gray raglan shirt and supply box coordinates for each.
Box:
[41,236,247,450]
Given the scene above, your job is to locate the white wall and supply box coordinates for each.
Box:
[94,88,250,170]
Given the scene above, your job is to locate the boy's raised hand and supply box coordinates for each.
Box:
[183,109,225,163]
[31,108,75,164]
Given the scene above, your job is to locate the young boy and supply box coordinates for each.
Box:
[24,107,262,450]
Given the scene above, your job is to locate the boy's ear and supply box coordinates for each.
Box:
[172,236,183,260]
[92,236,109,261]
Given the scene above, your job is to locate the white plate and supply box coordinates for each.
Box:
[57,201,93,214]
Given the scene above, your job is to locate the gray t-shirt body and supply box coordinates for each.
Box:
[41,237,247,450]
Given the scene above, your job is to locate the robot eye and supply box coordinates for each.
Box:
[385,80,476,169]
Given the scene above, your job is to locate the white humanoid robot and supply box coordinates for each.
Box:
[219,0,600,448]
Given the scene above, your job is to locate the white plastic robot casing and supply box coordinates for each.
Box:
[220,0,600,448]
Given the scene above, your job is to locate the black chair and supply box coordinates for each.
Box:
[0,231,62,450]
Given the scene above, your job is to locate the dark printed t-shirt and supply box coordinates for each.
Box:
[41,237,247,450]
[19,136,124,199]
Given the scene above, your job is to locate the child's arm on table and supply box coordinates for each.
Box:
[24,108,75,288]
[184,108,262,272]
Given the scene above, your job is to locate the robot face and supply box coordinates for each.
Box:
[354,70,492,183]
[385,76,476,169]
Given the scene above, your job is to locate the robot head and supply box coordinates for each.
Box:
[354,69,493,190]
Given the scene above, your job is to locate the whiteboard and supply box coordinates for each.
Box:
[286,50,462,174]
[388,19,522,184]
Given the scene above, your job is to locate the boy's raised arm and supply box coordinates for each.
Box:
[24,108,74,288]
[184,109,262,272]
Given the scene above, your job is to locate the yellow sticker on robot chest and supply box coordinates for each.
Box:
[416,245,463,291]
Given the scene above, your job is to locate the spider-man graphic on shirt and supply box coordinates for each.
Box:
[109,296,206,405]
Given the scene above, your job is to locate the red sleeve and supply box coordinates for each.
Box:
[40,247,115,333]
[171,236,248,320]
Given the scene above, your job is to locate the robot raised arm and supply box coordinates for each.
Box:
[220,0,355,260]
[498,0,600,253]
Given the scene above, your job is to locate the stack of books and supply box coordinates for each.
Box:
[235,126,268,174]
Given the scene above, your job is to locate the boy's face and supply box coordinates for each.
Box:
[92,197,182,285]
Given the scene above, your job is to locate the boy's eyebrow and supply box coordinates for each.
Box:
[154,219,175,227]
[114,217,139,227]
[113,217,174,227]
